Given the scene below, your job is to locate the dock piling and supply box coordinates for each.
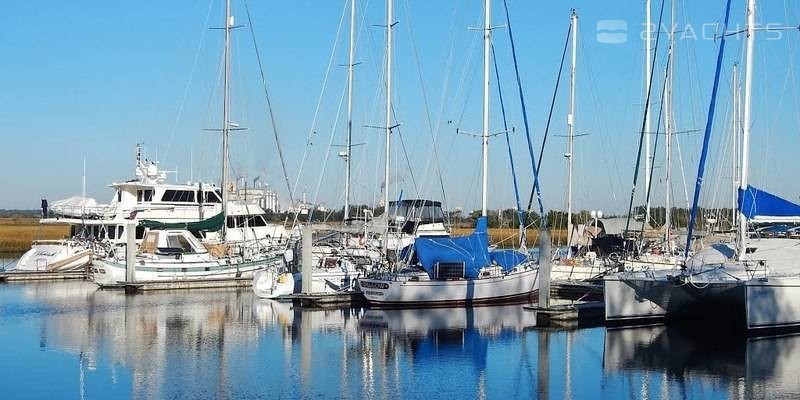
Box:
[125,221,136,283]
[538,227,552,308]
[301,225,312,294]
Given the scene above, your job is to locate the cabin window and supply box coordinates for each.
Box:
[137,189,154,202]
[161,190,195,203]
[118,226,124,239]
[108,225,116,240]
[135,226,145,240]
[247,215,268,227]
[117,190,122,203]
[166,234,194,253]
[204,191,222,203]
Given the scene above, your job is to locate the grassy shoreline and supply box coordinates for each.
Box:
[451,227,568,248]
[0,217,70,254]
[0,217,566,254]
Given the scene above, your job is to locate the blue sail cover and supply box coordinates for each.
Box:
[738,185,800,221]
[414,217,529,279]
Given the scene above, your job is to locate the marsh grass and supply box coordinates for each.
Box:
[451,227,569,248]
[0,218,70,253]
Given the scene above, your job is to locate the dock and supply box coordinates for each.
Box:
[0,270,89,282]
[98,277,253,293]
[524,301,605,327]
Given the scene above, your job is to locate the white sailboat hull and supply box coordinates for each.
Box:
[359,268,539,307]
[252,269,295,299]
[92,256,281,286]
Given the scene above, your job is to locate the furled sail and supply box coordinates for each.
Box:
[739,185,800,222]
[139,212,224,233]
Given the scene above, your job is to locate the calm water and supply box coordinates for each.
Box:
[0,281,798,399]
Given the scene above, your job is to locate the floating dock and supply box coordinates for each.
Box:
[525,301,605,327]
[98,277,253,293]
[0,270,89,282]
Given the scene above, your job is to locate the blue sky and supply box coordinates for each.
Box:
[1,0,799,214]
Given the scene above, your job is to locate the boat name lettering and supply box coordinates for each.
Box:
[360,281,389,290]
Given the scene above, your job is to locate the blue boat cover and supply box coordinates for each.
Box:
[414,217,491,279]
[414,217,530,279]
[489,249,529,271]
[738,185,800,220]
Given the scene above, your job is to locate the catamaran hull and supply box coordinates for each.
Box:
[92,257,281,286]
[604,273,744,325]
[746,277,800,331]
[358,269,539,308]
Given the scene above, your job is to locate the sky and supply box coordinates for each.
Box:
[1,0,799,215]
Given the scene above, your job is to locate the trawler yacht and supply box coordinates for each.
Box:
[14,145,291,272]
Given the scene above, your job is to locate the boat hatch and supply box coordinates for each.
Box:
[434,262,465,280]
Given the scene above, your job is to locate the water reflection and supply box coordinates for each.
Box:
[2,281,800,399]
[604,325,800,399]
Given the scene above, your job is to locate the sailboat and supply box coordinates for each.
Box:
[93,0,285,286]
[358,0,539,307]
[618,0,685,272]
[253,0,451,299]
[254,0,378,299]
[605,0,800,331]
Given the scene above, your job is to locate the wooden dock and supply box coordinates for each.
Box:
[98,277,253,293]
[0,270,89,282]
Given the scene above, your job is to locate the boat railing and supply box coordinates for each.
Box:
[51,204,120,219]
[744,259,770,280]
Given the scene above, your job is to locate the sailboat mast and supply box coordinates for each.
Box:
[738,0,756,260]
[344,0,356,222]
[664,0,675,252]
[566,9,578,253]
[82,157,86,216]
[481,0,492,217]
[732,63,740,228]
[644,0,653,227]
[384,0,394,256]
[220,0,233,240]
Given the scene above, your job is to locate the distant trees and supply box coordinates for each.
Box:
[261,202,738,232]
